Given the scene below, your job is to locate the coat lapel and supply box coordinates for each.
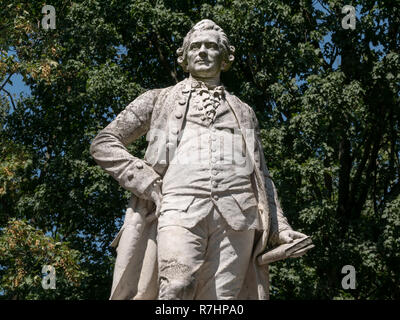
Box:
[224,92,252,129]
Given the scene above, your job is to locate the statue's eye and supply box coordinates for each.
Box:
[190,43,200,50]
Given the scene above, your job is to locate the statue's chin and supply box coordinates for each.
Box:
[189,69,220,79]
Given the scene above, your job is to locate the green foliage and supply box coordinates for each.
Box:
[0,219,87,299]
[0,0,399,299]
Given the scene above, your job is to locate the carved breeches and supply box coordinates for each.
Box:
[157,207,255,300]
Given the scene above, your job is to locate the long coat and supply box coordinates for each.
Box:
[90,78,292,300]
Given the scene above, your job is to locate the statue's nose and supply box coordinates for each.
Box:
[199,44,207,55]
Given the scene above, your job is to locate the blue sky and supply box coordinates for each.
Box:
[5,73,31,96]
[3,50,31,111]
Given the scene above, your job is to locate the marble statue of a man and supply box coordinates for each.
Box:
[90,19,307,300]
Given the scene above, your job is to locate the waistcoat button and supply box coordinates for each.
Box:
[175,112,183,119]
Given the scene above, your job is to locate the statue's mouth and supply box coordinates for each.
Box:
[196,59,209,64]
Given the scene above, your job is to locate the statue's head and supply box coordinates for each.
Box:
[177,19,235,77]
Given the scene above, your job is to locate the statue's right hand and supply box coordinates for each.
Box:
[143,179,163,217]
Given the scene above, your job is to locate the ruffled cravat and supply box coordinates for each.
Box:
[190,80,225,123]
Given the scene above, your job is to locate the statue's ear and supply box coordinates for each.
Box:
[182,62,189,73]
[221,61,229,72]
[177,52,188,73]
[222,48,235,72]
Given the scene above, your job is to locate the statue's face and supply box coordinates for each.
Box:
[186,30,223,78]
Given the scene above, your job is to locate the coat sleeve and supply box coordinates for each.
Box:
[90,89,162,197]
[251,109,292,243]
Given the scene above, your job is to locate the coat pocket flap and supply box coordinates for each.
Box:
[160,195,195,212]
[231,192,258,211]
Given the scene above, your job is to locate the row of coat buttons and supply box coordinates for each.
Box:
[178,88,220,193]
[172,88,189,132]
[210,125,219,189]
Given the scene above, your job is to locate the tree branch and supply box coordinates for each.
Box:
[349,134,373,203]
[352,137,381,218]
[1,88,16,110]
[337,132,352,221]
[151,32,179,84]
[0,72,14,92]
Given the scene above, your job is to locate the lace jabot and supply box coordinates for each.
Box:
[189,79,225,123]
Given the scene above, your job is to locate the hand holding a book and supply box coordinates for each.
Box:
[277,230,307,245]
[258,230,314,265]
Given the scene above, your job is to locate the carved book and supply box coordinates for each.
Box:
[257,236,314,265]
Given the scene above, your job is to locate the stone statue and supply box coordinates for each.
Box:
[90,19,309,300]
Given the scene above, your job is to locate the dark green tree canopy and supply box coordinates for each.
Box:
[0,0,399,299]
